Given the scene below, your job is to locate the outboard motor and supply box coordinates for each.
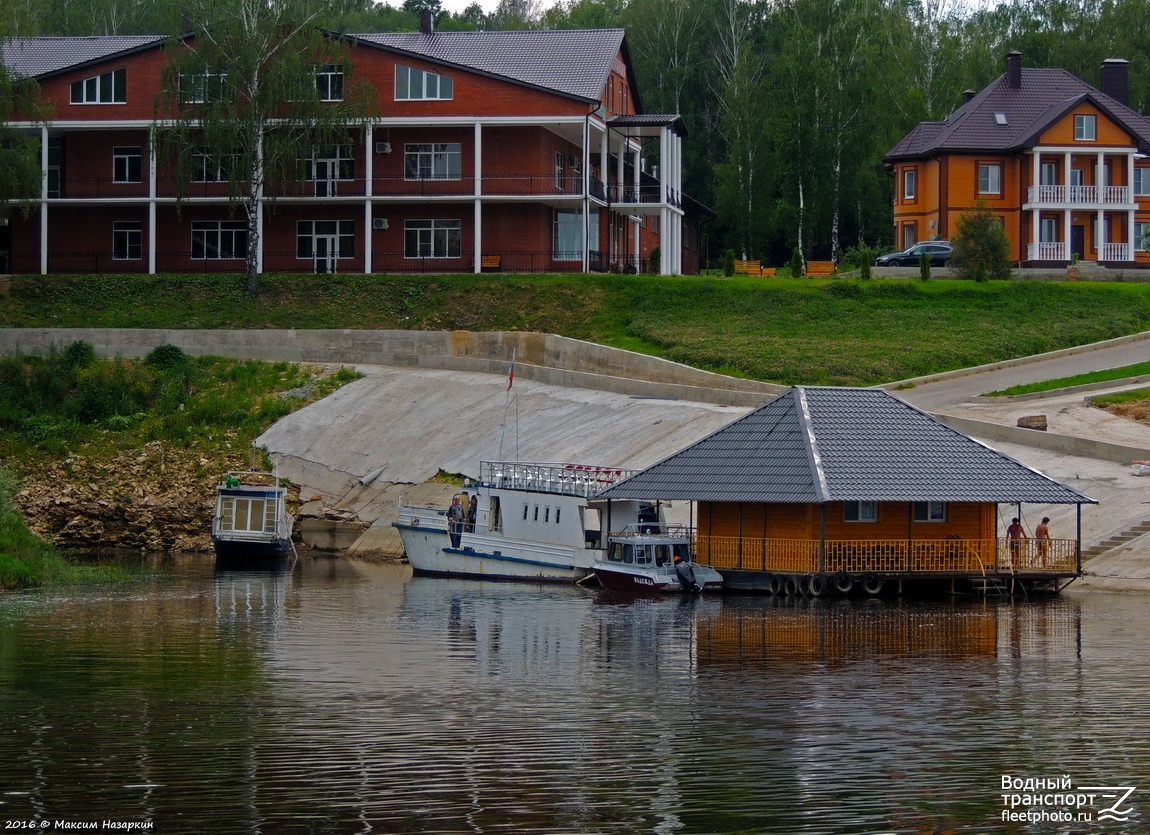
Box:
[674,555,701,593]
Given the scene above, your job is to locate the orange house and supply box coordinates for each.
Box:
[0,18,698,276]
[886,51,1150,267]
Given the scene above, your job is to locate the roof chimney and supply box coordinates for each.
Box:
[1101,58,1129,104]
[962,89,977,104]
[1006,50,1022,89]
[419,9,434,34]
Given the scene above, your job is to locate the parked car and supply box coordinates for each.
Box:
[875,241,953,267]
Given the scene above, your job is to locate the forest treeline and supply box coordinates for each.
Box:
[4,0,1150,265]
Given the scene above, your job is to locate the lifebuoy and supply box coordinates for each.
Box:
[809,573,828,597]
[833,571,853,594]
[783,576,798,596]
[862,573,884,596]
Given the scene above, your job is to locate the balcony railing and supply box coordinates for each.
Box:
[1027,241,1069,261]
[694,535,1078,575]
[1099,242,1132,261]
[1026,184,1131,205]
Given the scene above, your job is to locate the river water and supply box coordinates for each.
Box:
[1,555,1147,834]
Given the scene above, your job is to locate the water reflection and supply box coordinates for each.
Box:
[0,560,1147,834]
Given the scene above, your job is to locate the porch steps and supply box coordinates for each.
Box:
[1080,519,1150,560]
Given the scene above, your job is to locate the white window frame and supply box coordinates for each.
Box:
[179,69,228,104]
[304,145,354,182]
[297,220,355,260]
[1074,114,1097,141]
[978,163,1002,195]
[553,209,599,262]
[1135,167,1150,197]
[394,64,453,101]
[1040,162,1057,186]
[913,501,946,522]
[404,143,461,180]
[843,501,877,523]
[113,146,142,184]
[403,219,462,259]
[1136,222,1150,252]
[315,64,344,101]
[70,67,126,104]
[192,148,237,183]
[112,221,142,260]
[1040,217,1058,243]
[192,220,247,260]
[903,168,916,200]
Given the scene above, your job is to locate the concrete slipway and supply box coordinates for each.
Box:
[3,326,1149,589]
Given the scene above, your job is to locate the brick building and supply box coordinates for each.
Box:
[1,20,704,275]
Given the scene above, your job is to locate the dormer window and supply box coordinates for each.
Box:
[994,112,1007,126]
[70,67,126,104]
[395,65,453,101]
[1074,114,1096,141]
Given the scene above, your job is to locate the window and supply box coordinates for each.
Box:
[994,112,1008,126]
[843,501,876,523]
[554,209,598,261]
[113,147,142,184]
[113,221,141,260]
[902,169,916,200]
[395,64,453,100]
[978,163,1001,195]
[1069,168,1085,202]
[404,219,461,259]
[192,221,247,259]
[70,67,126,104]
[296,220,355,259]
[315,64,344,101]
[1040,217,1058,243]
[1074,114,1096,141]
[305,145,354,181]
[902,223,916,249]
[1136,222,1150,252]
[1040,162,1056,186]
[404,143,461,180]
[913,501,946,522]
[179,70,227,104]
[1135,168,1150,197]
[192,148,237,183]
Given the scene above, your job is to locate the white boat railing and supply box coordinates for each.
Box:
[479,461,637,498]
[612,524,693,539]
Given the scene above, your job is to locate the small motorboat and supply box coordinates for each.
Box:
[212,470,294,562]
[592,524,722,593]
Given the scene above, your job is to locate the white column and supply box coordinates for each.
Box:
[364,123,373,275]
[600,127,608,201]
[148,127,157,275]
[40,126,48,275]
[659,127,669,275]
[632,144,641,268]
[474,121,482,274]
[1128,153,1136,261]
[1029,150,1039,263]
[582,118,590,273]
[1064,151,1072,201]
[1063,209,1072,262]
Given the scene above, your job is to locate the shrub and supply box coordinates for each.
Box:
[789,247,804,277]
[949,200,1011,282]
[61,340,97,370]
[649,246,661,275]
[723,249,736,277]
[146,343,189,370]
[919,251,932,281]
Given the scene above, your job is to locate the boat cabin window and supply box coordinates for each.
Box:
[489,497,502,533]
[655,544,672,565]
[638,503,660,534]
[533,505,539,522]
[220,496,271,534]
[523,503,529,520]
[673,544,691,562]
[622,544,634,564]
[544,507,550,523]
[582,506,601,548]
[608,542,624,562]
[555,507,560,524]
[635,545,651,565]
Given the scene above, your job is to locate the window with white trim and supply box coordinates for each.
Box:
[192,148,237,183]
[113,221,141,260]
[179,70,227,104]
[1136,222,1150,252]
[113,147,142,183]
[1040,162,1056,186]
[297,220,355,259]
[553,209,599,262]
[192,220,247,259]
[71,67,126,104]
[315,64,344,101]
[903,168,916,200]
[843,501,877,522]
[304,145,354,181]
[913,501,946,522]
[404,219,461,259]
[1135,167,1150,197]
[395,64,453,100]
[404,143,461,180]
[1074,114,1096,141]
[1040,217,1057,243]
[978,163,1002,195]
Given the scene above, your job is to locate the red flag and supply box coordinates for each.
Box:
[507,357,515,390]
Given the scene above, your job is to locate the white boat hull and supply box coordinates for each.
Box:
[395,523,597,583]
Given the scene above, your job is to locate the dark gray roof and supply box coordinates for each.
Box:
[886,67,1150,161]
[1,36,166,79]
[599,386,1094,505]
[355,29,626,103]
[609,114,687,137]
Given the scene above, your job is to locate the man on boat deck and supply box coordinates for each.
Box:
[447,496,466,548]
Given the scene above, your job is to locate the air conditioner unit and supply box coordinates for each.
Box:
[372,217,389,230]
[375,141,392,155]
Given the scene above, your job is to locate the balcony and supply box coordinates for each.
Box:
[693,535,1078,576]
[1026,184,1132,205]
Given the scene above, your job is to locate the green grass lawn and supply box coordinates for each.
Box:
[986,360,1150,396]
[5,273,1150,387]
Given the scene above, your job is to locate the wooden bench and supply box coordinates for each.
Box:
[734,259,761,276]
[805,260,836,277]
[480,255,502,272]
[760,267,776,277]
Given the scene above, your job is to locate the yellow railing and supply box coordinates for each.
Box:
[694,536,1078,575]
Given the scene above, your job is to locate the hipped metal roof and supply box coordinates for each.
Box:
[598,387,1094,505]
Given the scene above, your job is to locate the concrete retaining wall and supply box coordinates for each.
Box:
[0,328,783,408]
[933,412,1150,465]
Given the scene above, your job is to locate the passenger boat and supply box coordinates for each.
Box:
[212,470,295,561]
[393,461,720,589]
[591,524,723,593]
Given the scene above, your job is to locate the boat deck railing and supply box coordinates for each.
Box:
[479,461,637,498]
[611,524,693,539]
